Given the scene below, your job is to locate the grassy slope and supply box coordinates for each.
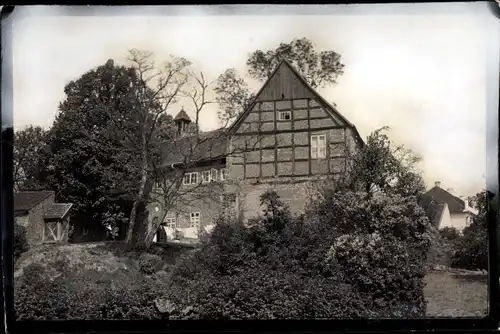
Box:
[424,271,488,317]
[15,243,489,318]
[14,242,139,279]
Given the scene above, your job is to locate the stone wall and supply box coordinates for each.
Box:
[225,178,322,221]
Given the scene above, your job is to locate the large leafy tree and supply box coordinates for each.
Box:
[40,60,156,237]
[13,125,49,191]
[345,127,426,199]
[246,37,345,88]
[215,37,345,123]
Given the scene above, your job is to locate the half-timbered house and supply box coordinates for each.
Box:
[148,59,363,242]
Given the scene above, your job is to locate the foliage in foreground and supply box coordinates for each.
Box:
[451,191,489,271]
[14,224,29,261]
[439,227,461,242]
[162,189,433,319]
[15,258,162,320]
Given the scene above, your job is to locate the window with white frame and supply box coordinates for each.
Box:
[190,212,201,229]
[165,217,176,229]
[278,111,292,121]
[220,168,228,181]
[183,172,198,185]
[211,168,218,182]
[201,170,211,183]
[311,134,327,159]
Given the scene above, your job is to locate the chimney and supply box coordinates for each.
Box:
[435,181,441,188]
[446,188,454,194]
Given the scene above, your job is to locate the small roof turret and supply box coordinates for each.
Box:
[174,107,191,123]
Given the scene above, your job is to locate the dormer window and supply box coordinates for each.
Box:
[278,111,291,121]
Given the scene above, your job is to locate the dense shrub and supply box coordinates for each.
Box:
[166,266,369,319]
[138,253,162,275]
[14,224,29,261]
[451,191,488,271]
[313,189,432,317]
[451,221,488,271]
[426,232,455,267]
[165,188,433,319]
[439,227,461,242]
[15,262,161,320]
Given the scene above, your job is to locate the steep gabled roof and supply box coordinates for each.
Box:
[419,195,448,227]
[423,186,465,214]
[229,59,364,147]
[14,191,54,214]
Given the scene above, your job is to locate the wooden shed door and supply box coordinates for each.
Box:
[44,221,61,242]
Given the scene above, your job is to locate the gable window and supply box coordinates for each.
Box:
[201,170,211,183]
[190,212,201,229]
[183,172,198,185]
[311,134,327,159]
[278,111,291,121]
[220,168,228,181]
[165,217,176,229]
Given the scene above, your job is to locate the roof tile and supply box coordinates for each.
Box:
[14,191,54,213]
[43,203,73,220]
[423,187,465,214]
[160,129,229,167]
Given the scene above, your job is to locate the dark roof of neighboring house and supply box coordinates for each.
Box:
[418,195,447,227]
[44,203,73,220]
[14,191,54,214]
[160,129,229,167]
[174,108,192,122]
[423,186,465,214]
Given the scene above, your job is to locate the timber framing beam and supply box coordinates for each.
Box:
[233,125,346,137]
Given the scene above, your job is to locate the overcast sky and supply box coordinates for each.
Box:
[7,4,499,197]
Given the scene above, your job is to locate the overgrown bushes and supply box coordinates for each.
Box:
[15,261,161,320]
[451,222,488,271]
[14,224,29,261]
[139,253,162,275]
[450,191,488,271]
[163,188,433,319]
[439,227,461,242]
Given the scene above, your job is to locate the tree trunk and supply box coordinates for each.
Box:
[143,208,169,249]
[125,134,149,248]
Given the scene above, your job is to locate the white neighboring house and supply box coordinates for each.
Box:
[423,181,478,231]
